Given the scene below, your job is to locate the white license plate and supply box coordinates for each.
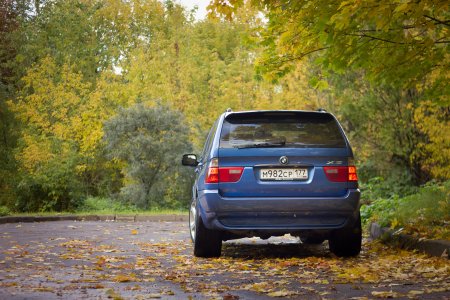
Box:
[260,168,308,180]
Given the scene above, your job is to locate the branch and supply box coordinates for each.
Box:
[281,47,330,62]
[347,32,447,46]
[356,19,432,33]
[423,15,450,27]
[262,47,330,66]
[347,33,404,44]
[357,25,417,32]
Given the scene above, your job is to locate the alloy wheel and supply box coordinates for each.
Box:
[189,200,196,241]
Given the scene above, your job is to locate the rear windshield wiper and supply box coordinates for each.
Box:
[237,141,286,149]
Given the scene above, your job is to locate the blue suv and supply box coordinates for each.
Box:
[182,110,361,257]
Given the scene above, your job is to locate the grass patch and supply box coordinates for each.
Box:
[77,197,138,214]
[3,197,187,217]
[77,197,186,215]
[7,210,187,217]
[361,180,450,240]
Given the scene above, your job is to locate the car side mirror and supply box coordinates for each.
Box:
[182,154,199,166]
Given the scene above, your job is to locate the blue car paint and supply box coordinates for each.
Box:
[191,110,360,238]
[218,148,350,197]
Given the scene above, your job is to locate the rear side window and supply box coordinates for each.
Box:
[220,112,346,148]
[200,119,219,162]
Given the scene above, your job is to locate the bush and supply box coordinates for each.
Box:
[14,150,84,212]
[359,175,418,205]
[361,180,450,239]
[0,206,10,216]
[103,103,194,209]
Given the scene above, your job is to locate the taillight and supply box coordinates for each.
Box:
[205,158,244,183]
[205,158,219,183]
[348,166,358,181]
[219,167,244,182]
[324,166,358,182]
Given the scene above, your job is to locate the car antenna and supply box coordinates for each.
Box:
[317,108,327,112]
[225,108,232,112]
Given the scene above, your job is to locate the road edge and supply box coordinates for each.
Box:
[369,222,449,259]
[0,214,188,224]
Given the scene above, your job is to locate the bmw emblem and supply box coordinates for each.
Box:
[279,156,288,165]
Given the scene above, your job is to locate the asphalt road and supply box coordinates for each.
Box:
[0,221,448,299]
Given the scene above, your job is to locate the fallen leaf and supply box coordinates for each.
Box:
[407,290,424,296]
[267,290,298,297]
[114,274,137,282]
[371,291,401,298]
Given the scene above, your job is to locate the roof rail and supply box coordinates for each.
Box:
[317,108,327,112]
[225,108,232,112]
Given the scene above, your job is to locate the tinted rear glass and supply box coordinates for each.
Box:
[220,112,346,148]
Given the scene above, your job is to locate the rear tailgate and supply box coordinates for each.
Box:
[218,147,350,197]
[218,111,351,198]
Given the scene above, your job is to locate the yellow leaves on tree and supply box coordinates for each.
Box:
[13,57,91,139]
[414,101,450,180]
[18,134,54,174]
[8,57,89,174]
[121,25,322,152]
[9,57,123,177]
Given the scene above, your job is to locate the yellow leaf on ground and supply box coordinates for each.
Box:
[114,274,136,282]
[148,294,162,299]
[267,290,298,297]
[407,290,424,296]
[371,291,401,298]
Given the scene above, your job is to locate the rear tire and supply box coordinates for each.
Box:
[190,199,222,258]
[329,213,362,257]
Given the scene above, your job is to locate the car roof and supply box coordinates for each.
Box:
[224,109,331,118]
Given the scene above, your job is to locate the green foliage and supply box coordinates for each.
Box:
[5,203,185,215]
[77,197,137,213]
[11,0,167,83]
[14,143,84,212]
[413,101,450,180]
[0,104,17,209]
[0,205,11,216]
[332,76,430,184]
[9,57,92,212]
[359,177,418,205]
[361,181,450,239]
[210,0,449,88]
[0,0,21,210]
[1,0,448,224]
[209,0,450,186]
[104,103,194,209]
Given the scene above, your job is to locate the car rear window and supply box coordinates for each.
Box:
[219,112,346,148]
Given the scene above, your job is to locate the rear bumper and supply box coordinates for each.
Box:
[197,189,360,231]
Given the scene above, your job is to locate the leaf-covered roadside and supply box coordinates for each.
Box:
[160,241,449,298]
[0,221,448,299]
[362,180,450,240]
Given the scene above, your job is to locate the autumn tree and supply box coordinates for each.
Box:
[209,0,450,185]
[209,0,449,85]
[0,0,29,208]
[103,103,193,209]
[9,57,92,211]
[6,0,435,213]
